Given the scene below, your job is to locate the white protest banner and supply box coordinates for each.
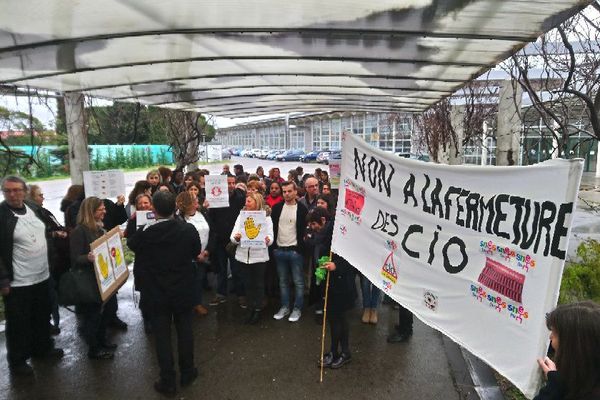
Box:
[90,227,129,302]
[136,210,156,227]
[329,159,341,189]
[239,210,267,248]
[331,134,583,399]
[83,170,126,199]
[205,175,229,208]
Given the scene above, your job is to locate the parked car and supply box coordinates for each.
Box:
[222,149,231,160]
[276,149,305,162]
[258,149,270,159]
[324,150,341,165]
[266,150,280,160]
[316,151,330,163]
[300,150,320,163]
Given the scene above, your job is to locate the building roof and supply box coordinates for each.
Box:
[0,0,591,118]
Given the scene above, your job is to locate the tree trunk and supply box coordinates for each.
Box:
[65,92,89,184]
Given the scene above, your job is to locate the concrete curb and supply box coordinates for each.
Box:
[443,335,505,400]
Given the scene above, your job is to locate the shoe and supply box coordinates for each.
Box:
[33,347,64,360]
[100,342,118,351]
[248,310,261,325]
[50,325,61,336]
[180,368,198,387]
[288,308,302,322]
[361,308,371,323]
[10,362,34,376]
[154,379,176,397]
[317,352,335,368]
[209,296,227,306]
[239,297,247,309]
[369,309,378,324]
[273,306,290,320]
[109,317,128,331]
[88,348,114,360]
[387,330,413,343]
[330,352,351,369]
[194,304,209,316]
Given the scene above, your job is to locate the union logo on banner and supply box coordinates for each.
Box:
[380,240,398,291]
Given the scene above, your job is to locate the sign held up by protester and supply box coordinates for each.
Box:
[331,133,583,399]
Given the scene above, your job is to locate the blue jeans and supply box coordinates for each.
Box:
[360,274,381,309]
[274,249,304,310]
[215,243,244,297]
[193,262,207,306]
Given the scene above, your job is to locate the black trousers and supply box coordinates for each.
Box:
[79,295,117,352]
[240,261,266,311]
[3,279,52,367]
[328,310,350,357]
[151,303,195,385]
[397,304,414,334]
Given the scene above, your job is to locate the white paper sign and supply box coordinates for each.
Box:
[207,144,223,161]
[83,170,126,199]
[106,229,128,278]
[329,160,341,189]
[331,134,583,399]
[136,210,156,227]
[239,210,267,248]
[91,240,115,290]
[205,175,229,208]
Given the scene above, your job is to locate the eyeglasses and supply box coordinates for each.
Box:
[2,188,24,194]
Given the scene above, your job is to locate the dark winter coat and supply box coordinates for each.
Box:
[208,188,246,246]
[127,219,201,312]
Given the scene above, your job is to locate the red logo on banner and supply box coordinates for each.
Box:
[477,257,525,303]
[345,189,365,215]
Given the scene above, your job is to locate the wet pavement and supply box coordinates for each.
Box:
[0,270,463,400]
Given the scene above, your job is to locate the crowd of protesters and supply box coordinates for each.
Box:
[0,162,598,399]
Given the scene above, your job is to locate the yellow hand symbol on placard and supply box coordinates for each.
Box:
[244,217,261,239]
[98,253,109,279]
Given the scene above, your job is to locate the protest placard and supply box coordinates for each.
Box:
[83,170,126,199]
[239,210,267,248]
[90,226,129,302]
[331,133,583,398]
[205,175,229,208]
[328,159,341,189]
[136,210,156,227]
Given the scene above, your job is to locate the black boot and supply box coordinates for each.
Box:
[248,309,261,325]
[244,310,256,324]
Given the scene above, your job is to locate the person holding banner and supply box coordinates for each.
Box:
[70,197,118,360]
[533,301,600,400]
[127,191,202,396]
[230,192,274,324]
[307,208,356,369]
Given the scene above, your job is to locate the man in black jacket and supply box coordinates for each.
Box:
[127,191,201,396]
[0,176,64,376]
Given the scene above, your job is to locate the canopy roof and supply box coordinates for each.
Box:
[0,0,590,118]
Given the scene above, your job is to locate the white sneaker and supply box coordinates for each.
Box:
[288,308,302,322]
[273,306,290,320]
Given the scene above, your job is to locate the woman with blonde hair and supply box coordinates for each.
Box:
[146,169,162,194]
[69,197,118,360]
[230,192,273,324]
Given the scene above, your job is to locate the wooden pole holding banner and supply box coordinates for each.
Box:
[319,251,333,383]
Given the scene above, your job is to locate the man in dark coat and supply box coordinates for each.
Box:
[127,191,201,396]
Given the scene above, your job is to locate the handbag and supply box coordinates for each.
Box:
[58,267,101,306]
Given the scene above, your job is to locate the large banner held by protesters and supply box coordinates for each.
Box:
[331,134,583,399]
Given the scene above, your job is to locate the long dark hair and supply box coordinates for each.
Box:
[546,301,600,399]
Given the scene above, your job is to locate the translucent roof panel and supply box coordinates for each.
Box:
[0,0,590,117]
